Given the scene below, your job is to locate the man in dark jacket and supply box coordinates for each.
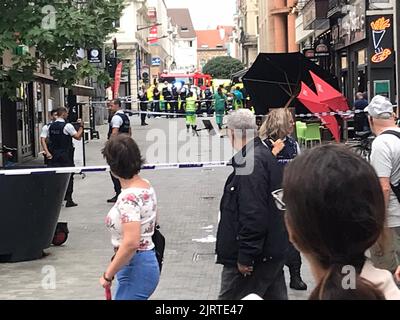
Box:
[216,109,289,300]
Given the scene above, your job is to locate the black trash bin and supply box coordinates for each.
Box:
[0,169,70,262]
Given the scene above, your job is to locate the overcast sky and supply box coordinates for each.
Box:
[165,0,236,30]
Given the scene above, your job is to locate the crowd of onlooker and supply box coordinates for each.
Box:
[99,94,400,300]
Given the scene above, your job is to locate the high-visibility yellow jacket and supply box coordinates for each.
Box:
[185,97,197,113]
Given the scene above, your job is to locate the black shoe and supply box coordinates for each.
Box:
[107,195,118,203]
[289,276,307,290]
[141,123,149,126]
[65,200,78,208]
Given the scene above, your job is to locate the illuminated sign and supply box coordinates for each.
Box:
[370,17,392,63]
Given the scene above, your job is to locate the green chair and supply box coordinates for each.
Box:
[296,121,306,146]
[304,123,322,148]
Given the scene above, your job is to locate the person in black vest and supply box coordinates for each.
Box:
[204,85,213,116]
[259,108,307,291]
[138,86,149,126]
[179,85,188,115]
[171,84,179,118]
[48,107,84,208]
[153,87,161,115]
[162,82,172,118]
[106,99,132,203]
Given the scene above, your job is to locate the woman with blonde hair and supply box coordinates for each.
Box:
[259,108,300,161]
[260,108,307,291]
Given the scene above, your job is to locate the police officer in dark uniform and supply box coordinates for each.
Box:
[106,99,132,203]
[48,107,84,208]
[171,84,179,117]
[204,85,213,116]
[162,82,172,118]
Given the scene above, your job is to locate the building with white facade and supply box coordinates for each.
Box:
[106,0,152,103]
[167,8,197,73]
[147,0,175,81]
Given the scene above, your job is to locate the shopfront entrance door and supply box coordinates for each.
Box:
[17,83,35,160]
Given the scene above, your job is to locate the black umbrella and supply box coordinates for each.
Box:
[243,52,338,114]
[231,68,248,83]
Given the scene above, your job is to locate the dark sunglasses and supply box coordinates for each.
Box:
[271,188,285,211]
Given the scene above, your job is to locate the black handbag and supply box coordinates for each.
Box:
[152,225,165,273]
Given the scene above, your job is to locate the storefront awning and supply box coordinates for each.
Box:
[33,72,57,85]
[71,84,95,97]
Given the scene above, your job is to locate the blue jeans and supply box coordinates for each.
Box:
[114,250,160,300]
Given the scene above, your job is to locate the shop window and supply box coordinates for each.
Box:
[341,55,348,69]
[357,49,366,66]
[113,19,120,28]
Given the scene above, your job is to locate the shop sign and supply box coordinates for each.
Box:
[148,26,159,44]
[152,57,161,66]
[87,48,102,63]
[333,0,366,50]
[315,42,330,57]
[303,48,318,62]
[369,15,394,66]
[148,7,157,20]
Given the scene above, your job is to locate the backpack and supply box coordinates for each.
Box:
[381,130,400,203]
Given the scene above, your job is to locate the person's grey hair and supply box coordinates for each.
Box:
[226,109,257,139]
[374,112,392,120]
[226,109,257,131]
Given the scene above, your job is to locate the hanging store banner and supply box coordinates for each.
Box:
[148,26,159,44]
[368,15,394,67]
[113,62,123,99]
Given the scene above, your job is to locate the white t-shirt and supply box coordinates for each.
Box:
[370,127,400,228]
[105,186,157,249]
[40,123,51,139]
[110,110,126,129]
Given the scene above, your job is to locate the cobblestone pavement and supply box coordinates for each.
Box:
[0,115,314,300]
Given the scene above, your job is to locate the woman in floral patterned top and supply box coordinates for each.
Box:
[100,135,159,300]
